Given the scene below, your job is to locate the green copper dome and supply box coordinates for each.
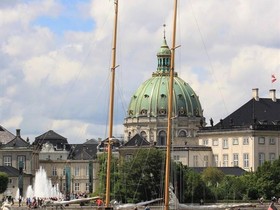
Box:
[126,37,203,118]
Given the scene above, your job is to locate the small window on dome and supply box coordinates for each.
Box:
[141,109,147,115]
[159,109,166,115]
[129,110,133,115]
[144,94,149,98]
[178,94,183,99]
[133,95,137,98]
[161,94,166,98]
[179,109,185,115]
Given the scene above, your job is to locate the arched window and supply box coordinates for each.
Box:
[158,130,166,146]
[140,131,147,140]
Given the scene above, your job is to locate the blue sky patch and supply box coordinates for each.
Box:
[31,0,95,35]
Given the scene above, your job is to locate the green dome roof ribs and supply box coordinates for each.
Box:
[126,36,203,119]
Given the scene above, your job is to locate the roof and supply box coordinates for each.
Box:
[68,144,98,160]
[0,125,15,144]
[126,37,203,119]
[4,129,30,148]
[0,166,32,177]
[218,98,280,128]
[191,167,247,176]
[201,97,280,131]
[83,139,99,145]
[33,130,69,150]
[123,134,150,147]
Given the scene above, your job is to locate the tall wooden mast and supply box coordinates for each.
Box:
[105,0,119,208]
[164,0,178,210]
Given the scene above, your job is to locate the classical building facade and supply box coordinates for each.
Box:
[198,88,280,171]
[0,129,38,197]
[34,131,100,195]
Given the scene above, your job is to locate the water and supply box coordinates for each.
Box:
[24,166,63,199]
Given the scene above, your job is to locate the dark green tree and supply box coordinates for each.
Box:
[97,153,120,200]
[117,148,165,203]
[0,172,8,194]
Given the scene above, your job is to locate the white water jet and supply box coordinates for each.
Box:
[25,166,63,199]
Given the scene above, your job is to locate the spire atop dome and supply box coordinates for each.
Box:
[156,25,171,74]
[163,23,166,39]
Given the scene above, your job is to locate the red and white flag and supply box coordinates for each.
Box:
[272,74,277,83]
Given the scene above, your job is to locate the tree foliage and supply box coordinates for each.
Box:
[97,150,280,203]
[0,172,8,194]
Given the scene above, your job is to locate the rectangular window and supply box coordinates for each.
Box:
[63,168,66,176]
[74,183,79,191]
[222,154,228,166]
[243,153,249,168]
[86,183,90,192]
[243,138,249,145]
[269,153,275,162]
[203,156,208,167]
[232,138,239,145]
[203,139,208,146]
[75,166,80,176]
[125,154,133,161]
[173,155,180,161]
[258,137,265,144]
[193,155,198,167]
[259,153,265,166]
[17,156,26,170]
[233,153,239,166]
[269,138,275,145]
[214,155,218,166]
[63,183,66,192]
[223,139,228,149]
[212,139,219,146]
[52,166,57,176]
[3,156,12,166]
[86,165,89,177]
[9,178,13,184]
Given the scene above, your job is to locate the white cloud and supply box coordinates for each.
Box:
[0,0,279,143]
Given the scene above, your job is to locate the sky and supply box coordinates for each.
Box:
[0,0,279,144]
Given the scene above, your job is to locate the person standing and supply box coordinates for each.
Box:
[268,197,278,210]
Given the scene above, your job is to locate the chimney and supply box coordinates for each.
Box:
[252,88,259,101]
[16,129,21,137]
[269,89,276,102]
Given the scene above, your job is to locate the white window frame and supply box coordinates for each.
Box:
[269,153,275,162]
[223,139,228,149]
[193,155,198,167]
[3,156,12,166]
[233,153,239,166]
[203,155,208,167]
[259,153,265,166]
[243,153,249,168]
[223,154,228,166]
[232,138,239,145]
[17,155,26,170]
[74,166,80,176]
[52,166,57,176]
[203,139,208,146]
[243,138,249,145]
[214,155,218,166]
[269,138,275,145]
[212,139,219,146]
[74,183,79,191]
[258,137,265,144]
